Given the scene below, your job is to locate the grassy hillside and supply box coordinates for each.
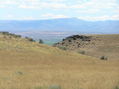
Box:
[54,34,119,60]
[0,32,119,89]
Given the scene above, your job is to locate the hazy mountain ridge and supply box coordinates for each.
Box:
[0,18,119,33]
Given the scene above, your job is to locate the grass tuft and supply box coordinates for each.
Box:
[48,85,61,89]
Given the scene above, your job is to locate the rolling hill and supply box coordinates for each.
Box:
[54,34,119,60]
[0,32,119,89]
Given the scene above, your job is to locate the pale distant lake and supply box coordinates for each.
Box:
[17,31,80,45]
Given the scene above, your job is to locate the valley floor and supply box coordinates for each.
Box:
[0,50,119,89]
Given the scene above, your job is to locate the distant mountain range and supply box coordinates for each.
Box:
[0,18,119,34]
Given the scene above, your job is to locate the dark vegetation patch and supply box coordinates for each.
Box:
[65,35,92,41]
[78,50,86,55]
[25,37,36,42]
[114,85,119,89]
[39,39,44,44]
[100,56,108,60]
[0,31,21,38]
[0,31,44,44]
[48,85,61,89]
[16,71,24,75]
[53,35,92,52]
[58,46,67,50]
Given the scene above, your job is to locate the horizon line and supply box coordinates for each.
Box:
[0,18,119,22]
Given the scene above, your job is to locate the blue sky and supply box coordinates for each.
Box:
[0,0,119,21]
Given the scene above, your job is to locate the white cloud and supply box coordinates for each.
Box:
[77,8,100,14]
[71,0,118,9]
[0,0,18,8]
[110,15,119,20]
[19,2,68,9]
[6,14,14,18]
[1,0,118,10]
[41,13,69,19]
[78,15,119,21]
[0,0,119,21]
[0,0,17,5]
[21,16,36,20]
[0,5,6,8]
[19,4,39,9]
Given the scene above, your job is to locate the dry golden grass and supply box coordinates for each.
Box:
[0,34,119,89]
[85,34,119,60]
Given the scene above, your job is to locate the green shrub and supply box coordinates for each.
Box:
[59,46,67,50]
[16,71,23,75]
[100,56,108,60]
[34,86,43,89]
[78,50,85,55]
[68,39,72,42]
[115,86,119,89]
[25,37,35,42]
[13,35,21,38]
[0,31,22,38]
[0,31,9,35]
[39,39,44,44]
[48,85,61,89]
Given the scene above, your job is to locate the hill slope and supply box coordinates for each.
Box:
[54,34,119,60]
[0,32,119,89]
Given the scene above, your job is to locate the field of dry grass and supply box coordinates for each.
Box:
[0,33,119,89]
[84,34,119,60]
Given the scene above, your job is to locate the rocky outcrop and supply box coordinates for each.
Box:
[53,35,95,50]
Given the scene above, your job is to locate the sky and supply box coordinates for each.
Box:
[0,0,119,21]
